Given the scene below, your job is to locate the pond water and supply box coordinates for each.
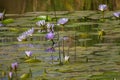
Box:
[0,11,120,80]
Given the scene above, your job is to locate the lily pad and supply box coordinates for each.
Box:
[33,15,52,21]
[89,71,120,80]
[2,18,14,24]
[24,58,41,63]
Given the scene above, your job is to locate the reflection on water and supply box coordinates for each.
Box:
[0,11,120,80]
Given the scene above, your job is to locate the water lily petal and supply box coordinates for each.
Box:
[8,72,13,79]
[57,18,68,25]
[25,51,32,57]
[11,62,18,70]
[113,12,120,18]
[98,4,107,11]
[46,32,55,40]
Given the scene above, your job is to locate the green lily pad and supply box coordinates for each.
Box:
[33,15,52,21]
[2,18,14,24]
[89,71,120,80]
[20,73,30,80]
[24,58,41,63]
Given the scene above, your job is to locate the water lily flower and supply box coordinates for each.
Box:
[17,33,27,42]
[36,20,46,26]
[11,62,18,71]
[57,18,68,25]
[8,71,13,79]
[64,56,70,62]
[25,51,32,57]
[98,4,107,11]
[46,32,55,40]
[45,47,55,53]
[113,12,120,18]
[27,28,34,36]
[17,28,34,41]
[46,23,54,32]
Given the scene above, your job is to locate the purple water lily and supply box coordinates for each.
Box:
[113,12,120,18]
[46,32,55,40]
[57,18,68,25]
[11,62,18,71]
[17,28,34,41]
[98,4,107,11]
[25,51,32,57]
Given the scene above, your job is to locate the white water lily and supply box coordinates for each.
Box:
[25,51,32,57]
[8,71,13,79]
[64,56,70,62]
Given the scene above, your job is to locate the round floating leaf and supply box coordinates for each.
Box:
[2,18,14,24]
[20,73,30,80]
[24,58,41,63]
[34,16,52,21]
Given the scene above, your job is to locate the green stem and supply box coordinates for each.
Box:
[62,39,65,58]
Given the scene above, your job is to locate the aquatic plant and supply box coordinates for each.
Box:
[11,62,18,72]
[8,71,13,80]
[57,18,69,25]
[25,51,32,58]
[2,18,14,25]
[64,55,70,63]
[45,32,55,40]
[20,69,32,79]
[60,36,69,58]
[57,18,69,31]
[45,31,56,63]
[98,4,107,11]
[113,12,120,19]
[98,29,106,41]
[24,58,41,63]
[36,20,46,26]
[46,23,54,32]
[98,4,107,21]
[34,15,52,21]
[36,20,47,32]
[17,28,34,41]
